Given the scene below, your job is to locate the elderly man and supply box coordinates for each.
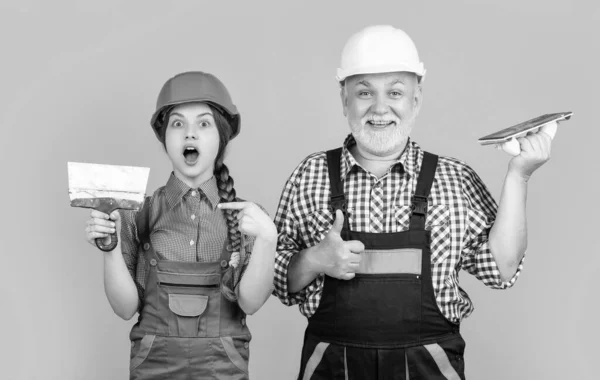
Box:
[273,25,552,379]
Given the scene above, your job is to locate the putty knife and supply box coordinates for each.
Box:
[68,162,150,251]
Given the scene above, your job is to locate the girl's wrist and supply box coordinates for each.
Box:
[256,228,278,244]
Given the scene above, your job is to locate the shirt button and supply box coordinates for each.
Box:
[243,342,249,349]
[143,243,150,251]
[190,240,194,246]
[241,317,246,326]
[191,191,197,196]
[220,260,228,268]
[191,214,196,220]
[150,259,157,266]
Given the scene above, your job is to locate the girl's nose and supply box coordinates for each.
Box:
[185,124,198,139]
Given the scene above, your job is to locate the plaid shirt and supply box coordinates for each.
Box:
[120,174,253,303]
[273,135,524,323]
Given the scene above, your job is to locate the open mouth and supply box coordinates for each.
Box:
[367,120,395,128]
[183,147,199,165]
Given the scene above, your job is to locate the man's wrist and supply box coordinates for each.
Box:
[506,166,531,183]
[301,245,323,277]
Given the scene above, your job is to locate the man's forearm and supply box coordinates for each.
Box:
[488,170,528,281]
[287,246,321,294]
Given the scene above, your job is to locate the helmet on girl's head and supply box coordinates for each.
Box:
[150,71,241,140]
[336,25,426,83]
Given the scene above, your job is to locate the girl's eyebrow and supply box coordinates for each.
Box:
[170,112,213,119]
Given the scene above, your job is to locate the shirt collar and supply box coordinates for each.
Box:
[340,134,422,179]
[165,173,221,210]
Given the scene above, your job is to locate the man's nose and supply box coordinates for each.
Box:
[371,95,389,115]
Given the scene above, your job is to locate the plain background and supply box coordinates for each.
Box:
[1,0,598,379]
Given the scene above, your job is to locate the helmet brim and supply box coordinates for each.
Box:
[336,63,426,82]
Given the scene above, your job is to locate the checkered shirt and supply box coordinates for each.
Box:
[120,173,253,304]
[273,135,525,323]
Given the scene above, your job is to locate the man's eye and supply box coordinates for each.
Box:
[390,91,402,97]
[358,91,371,97]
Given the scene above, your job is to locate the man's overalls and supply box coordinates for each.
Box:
[128,199,251,379]
[298,149,465,380]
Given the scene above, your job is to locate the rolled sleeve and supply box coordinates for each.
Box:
[118,209,145,303]
[119,209,139,280]
[272,166,314,307]
[273,218,312,306]
[460,165,525,289]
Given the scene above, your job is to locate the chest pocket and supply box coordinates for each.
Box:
[305,208,334,244]
[395,204,451,263]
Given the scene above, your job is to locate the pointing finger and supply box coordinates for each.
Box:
[218,202,251,210]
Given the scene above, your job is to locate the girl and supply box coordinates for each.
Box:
[84,71,276,379]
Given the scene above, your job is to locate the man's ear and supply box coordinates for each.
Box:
[413,84,423,116]
[340,84,348,117]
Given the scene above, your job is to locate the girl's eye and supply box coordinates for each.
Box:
[199,120,212,128]
[171,120,183,128]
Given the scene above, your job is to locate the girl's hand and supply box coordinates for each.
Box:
[218,202,277,242]
[85,210,121,248]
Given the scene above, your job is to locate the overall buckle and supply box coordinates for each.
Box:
[330,194,348,212]
[411,195,428,216]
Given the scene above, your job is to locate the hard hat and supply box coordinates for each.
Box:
[150,71,241,140]
[336,25,426,82]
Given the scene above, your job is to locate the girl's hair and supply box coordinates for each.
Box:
[157,103,242,302]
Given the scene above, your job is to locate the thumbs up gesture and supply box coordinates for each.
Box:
[314,210,365,280]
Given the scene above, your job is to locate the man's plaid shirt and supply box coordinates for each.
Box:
[273,135,524,323]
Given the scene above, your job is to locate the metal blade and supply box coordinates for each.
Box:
[68,162,150,205]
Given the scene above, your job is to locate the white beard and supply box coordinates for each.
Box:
[351,115,416,156]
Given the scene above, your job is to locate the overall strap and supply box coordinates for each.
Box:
[326,148,350,233]
[409,152,439,230]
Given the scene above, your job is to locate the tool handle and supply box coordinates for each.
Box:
[95,233,118,252]
[92,201,120,251]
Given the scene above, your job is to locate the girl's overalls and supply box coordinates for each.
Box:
[128,199,251,379]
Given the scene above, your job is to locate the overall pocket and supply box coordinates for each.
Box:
[211,335,250,378]
[157,268,221,337]
[334,273,422,344]
[167,293,208,337]
[130,334,156,373]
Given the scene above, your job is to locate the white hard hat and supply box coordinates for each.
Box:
[336,25,426,82]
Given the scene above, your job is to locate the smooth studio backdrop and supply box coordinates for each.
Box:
[1,1,598,379]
